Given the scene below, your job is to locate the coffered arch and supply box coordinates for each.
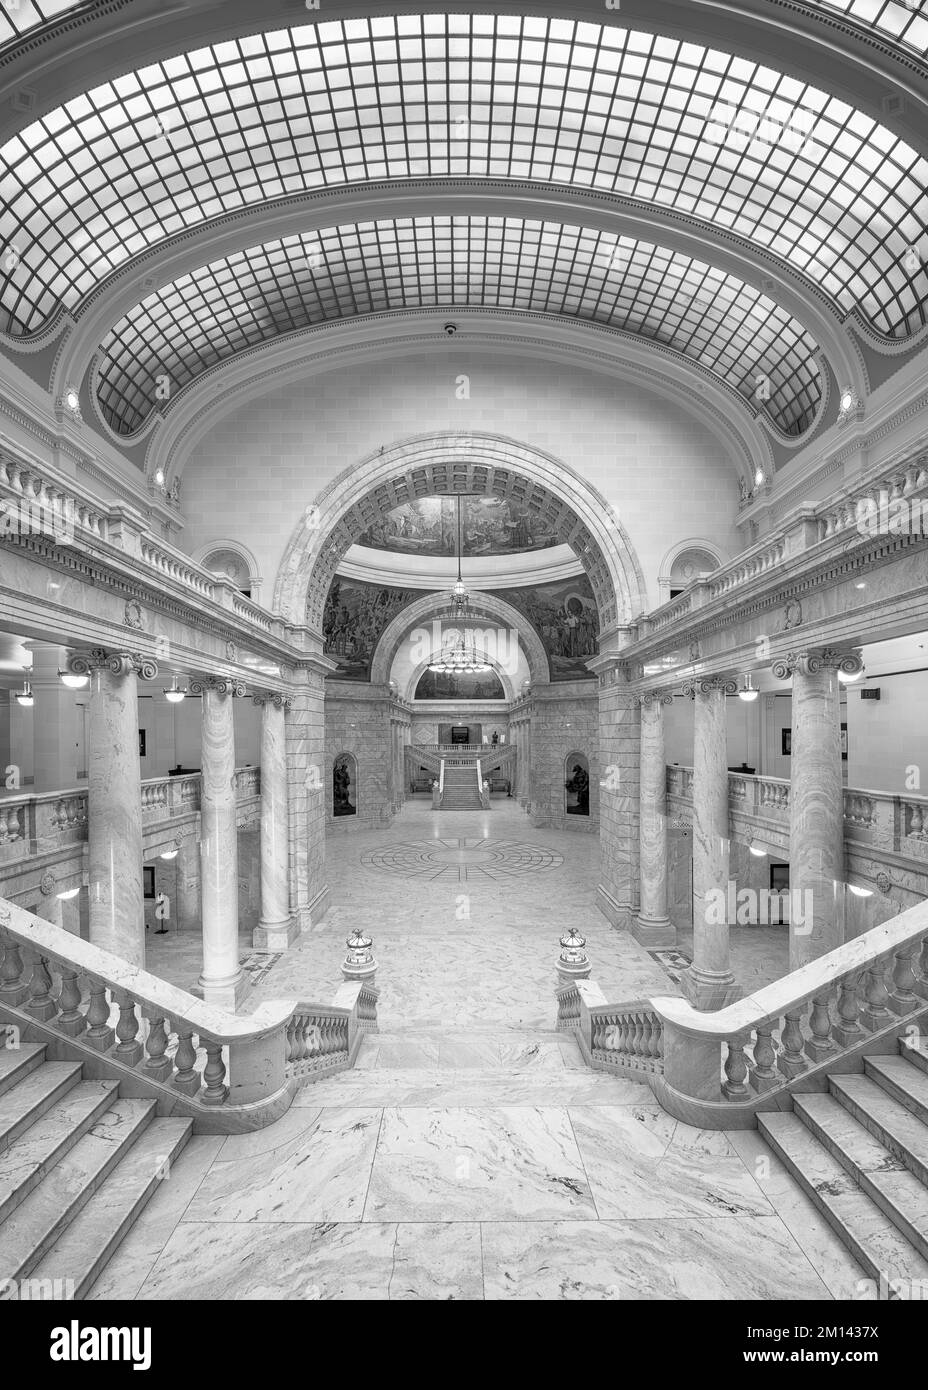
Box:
[273,432,648,642]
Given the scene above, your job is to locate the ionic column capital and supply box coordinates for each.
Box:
[189,675,247,697]
[681,676,738,699]
[252,691,293,709]
[635,690,674,708]
[771,648,864,681]
[68,648,158,680]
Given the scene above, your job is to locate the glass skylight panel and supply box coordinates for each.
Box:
[96,215,822,440]
[0,0,86,49]
[1,14,923,340]
[807,0,928,57]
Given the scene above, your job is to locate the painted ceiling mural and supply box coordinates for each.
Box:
[414,669,506,700]
[356,496,559,556]
[488,575,599,682]
[320,573,599,682]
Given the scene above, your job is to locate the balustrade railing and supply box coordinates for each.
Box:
[0,896,377,1128]
[0,768,260,867]
[558,900,928,1126]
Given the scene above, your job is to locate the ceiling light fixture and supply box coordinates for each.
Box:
[838,667,863,683]
[160,849,179,861]
[849,883,873,898]
[738,674,760,701]
[57,886,80,901]
[163,675,187,703]
[749,843,767,857]
[59,669,88,689]
[15,681,33,707]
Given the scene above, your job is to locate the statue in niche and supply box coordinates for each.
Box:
[333,755,356,816]
[565,761,590,816]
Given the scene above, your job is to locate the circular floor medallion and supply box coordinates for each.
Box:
[361,837,564,882]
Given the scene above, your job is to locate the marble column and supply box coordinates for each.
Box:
[774,648,861,969]
[593,659,640,929]
[680,676,740,1010]
[253,693,296,950]
[634,692,675,949]
[286,664,331,930]
[175,838,200,932]
[190,676,246,1009]
[27,642,79,793]
[68,648,155,967]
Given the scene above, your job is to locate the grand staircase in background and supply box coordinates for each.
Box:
[440,765,483,810]
[0,1043,191,1297]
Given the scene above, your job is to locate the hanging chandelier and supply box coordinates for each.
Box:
[427,496,492,675]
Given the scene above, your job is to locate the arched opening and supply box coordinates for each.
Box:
[565,752,591,818]
[199,544,257,598]
[332,753,357,818]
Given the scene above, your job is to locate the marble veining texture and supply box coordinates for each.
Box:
[90,803,862,1300]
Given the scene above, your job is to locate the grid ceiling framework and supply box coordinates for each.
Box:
[96,216,823,438]
[1,13,927,345]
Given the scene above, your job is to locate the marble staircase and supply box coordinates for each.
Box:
[0,1041,191,1297]
[440,766,482,811]
[759,1036,928,1292]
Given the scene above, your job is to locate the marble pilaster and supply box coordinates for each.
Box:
[175,838,200,932]
[286,666,330,930]
[680,677,740,1010]
[774,648,862,969]
[191,676,246,1009]
[27,642,79,793]
[253,694,297,950]
[634,692,675,950]
[592,660,639,929]
[69,648,156,968]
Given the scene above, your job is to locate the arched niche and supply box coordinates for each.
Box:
[565,751,591,817]
[332,752,357,818]
[657,539,726,605]
[195,540,261,600]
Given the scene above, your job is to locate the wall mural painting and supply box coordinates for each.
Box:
[322,577,426,680]
[414,668,506,701]
[489,576,599,681]
[356,496,559,557]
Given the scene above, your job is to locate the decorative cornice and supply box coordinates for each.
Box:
[188,676,247,697]
[771,648,864,680]
[68,647,158,680]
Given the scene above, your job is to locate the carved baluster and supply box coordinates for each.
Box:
[639,1014,654,1063]
[173,1027,200,1095]
[285,1016,299,1066]
[85,980,115,1051]
[57,969,86,1037]
[27,956,57,1021]
[113,993,143,1065]
[889,944,919,1017]
[832,976,864,1047]
[722,1037,751,1101]
[144,1016,173,1081]
[777,1008,807,1078]
[632,1013,646,1057]
[648,1017,663,1061]
[749,1025,779,1092]
[915,938,928,1001]
[860,962,892,1032]
[805,991,837,1061]
[0,939,28,1005]
[201,1042,228,1106]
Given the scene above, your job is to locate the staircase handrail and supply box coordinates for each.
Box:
[0,895,377,1130]
[556,898,928,1127]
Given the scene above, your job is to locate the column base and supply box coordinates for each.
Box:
[633,914,676,951]
[253,916,299,951]
[596,883,634,930]
[198,968,248,1013]
[679,965,741,1013]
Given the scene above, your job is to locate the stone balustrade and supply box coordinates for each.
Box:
[665,765,928,866]
[0,768,260,870]
[0,894,378,1131]
[559,898,928,1127]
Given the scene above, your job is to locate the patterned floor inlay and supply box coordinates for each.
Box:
[239,951,284,985]
[361,837,564,882]
[649,948,693,986]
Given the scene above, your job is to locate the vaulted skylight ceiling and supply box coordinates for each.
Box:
[95,216,823,440]
[1,13,926,345]
[812,0,928,56]
[0,0,86,48]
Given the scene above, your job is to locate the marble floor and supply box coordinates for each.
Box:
[99,802,869,1300]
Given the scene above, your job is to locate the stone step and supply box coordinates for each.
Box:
[758,1110,928,1289]
[899,1035,928,1078]
[830,1073,928,1186]
[865,1053,928,1124]
[0,1079,120,1224]
[28,1118,192,1300]
[793,1093,928,1262]
[297,1064,646,1106]
[0,1062,83,1154]
[0,1043,47,1099]
[0,1097,157,1282]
